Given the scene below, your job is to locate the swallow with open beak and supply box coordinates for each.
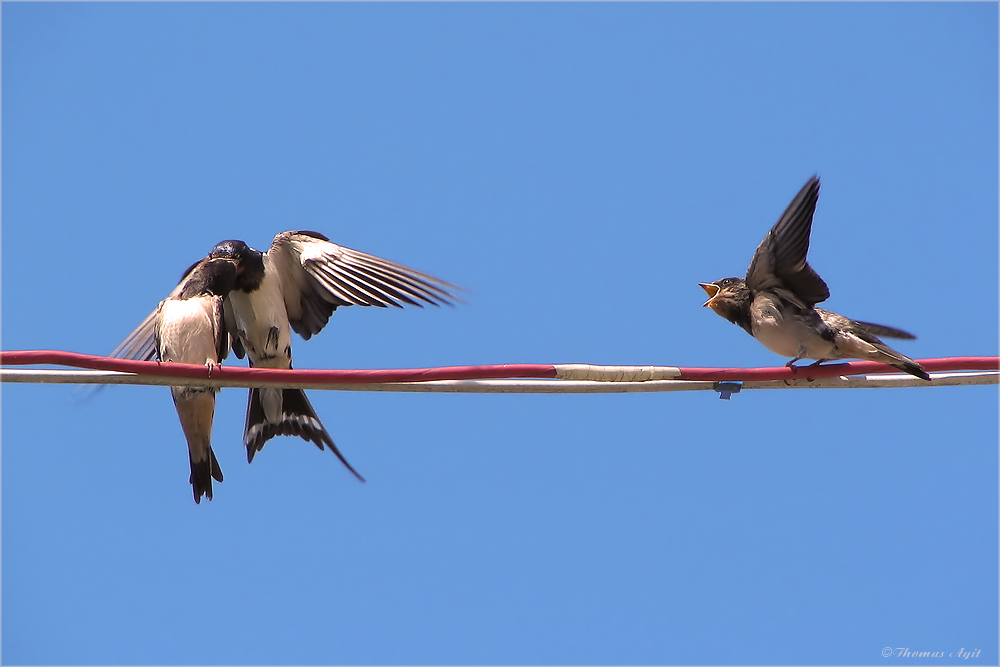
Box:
[112,256,239,502]
[699,176,930,381]
[208,230,459,479]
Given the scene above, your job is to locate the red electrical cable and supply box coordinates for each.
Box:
[0,350,558,383]
[0,350,996,384]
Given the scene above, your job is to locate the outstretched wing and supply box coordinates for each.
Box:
[267,230,461,340]
[745,176,830,308]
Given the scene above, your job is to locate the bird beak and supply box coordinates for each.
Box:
[698,282,719,308]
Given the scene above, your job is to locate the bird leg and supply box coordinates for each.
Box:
[786,349,828,383]
[785,346,809,369]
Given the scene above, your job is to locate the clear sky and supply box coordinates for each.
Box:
[2,3,997,665]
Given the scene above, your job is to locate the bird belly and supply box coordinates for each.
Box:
[157,298,221,366]
[750,295,837,361]
[229,268,293,425]
[228,276,293,369]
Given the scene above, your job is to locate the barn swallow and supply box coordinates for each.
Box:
[208,230,459,478]
[699,176,930,381]
[112,256,239,503]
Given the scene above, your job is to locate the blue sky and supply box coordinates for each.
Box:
[2,3,997,665]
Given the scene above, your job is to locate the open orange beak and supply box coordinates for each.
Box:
[698,282,720,308]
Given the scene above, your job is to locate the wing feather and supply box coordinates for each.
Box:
[308,263,372,305]
[223,297,246,359]
[332,261,426,306]
[314,262,398,307]
[341,249,458,304]
[213,297,230,363]
[851,319,917,340]
[267,230,460,339]
[111,271,192,361]
[746,176,830,307]
[110,308,160,361]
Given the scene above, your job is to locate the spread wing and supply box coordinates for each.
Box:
[267,230,461,340]
[745,176,830,307]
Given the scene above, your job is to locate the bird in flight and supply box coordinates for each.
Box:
[699,176,930,381]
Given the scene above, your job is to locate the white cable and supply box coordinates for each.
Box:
[2,369,995,392]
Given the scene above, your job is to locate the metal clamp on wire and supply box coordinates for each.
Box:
[713,381,743,400]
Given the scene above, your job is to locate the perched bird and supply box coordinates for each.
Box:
[699,176,930,381]
[208,230,459,478]
[112,256,239,503]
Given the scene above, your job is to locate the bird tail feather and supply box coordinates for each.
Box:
[866,339,931,381]
[189,447,224,504]
[885,357,931,382]
[243,388,365,481]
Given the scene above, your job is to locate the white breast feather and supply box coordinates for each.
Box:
[158,297,221,366]
[227,255,293,367]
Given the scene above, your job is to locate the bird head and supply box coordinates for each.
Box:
[699,277,750,318]
[176,257,239,299]
[209,239,264,289]
[209,240,252,266]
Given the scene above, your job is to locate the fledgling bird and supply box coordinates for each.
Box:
[699,176,930,381]
[208,230,459,478]
[112,256,239,503]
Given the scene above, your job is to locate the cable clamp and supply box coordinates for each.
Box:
[713,381,743,400]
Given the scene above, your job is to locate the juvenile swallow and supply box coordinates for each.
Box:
[208,230,459,478]
[112,256,239,503]
[699,176,930,381]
